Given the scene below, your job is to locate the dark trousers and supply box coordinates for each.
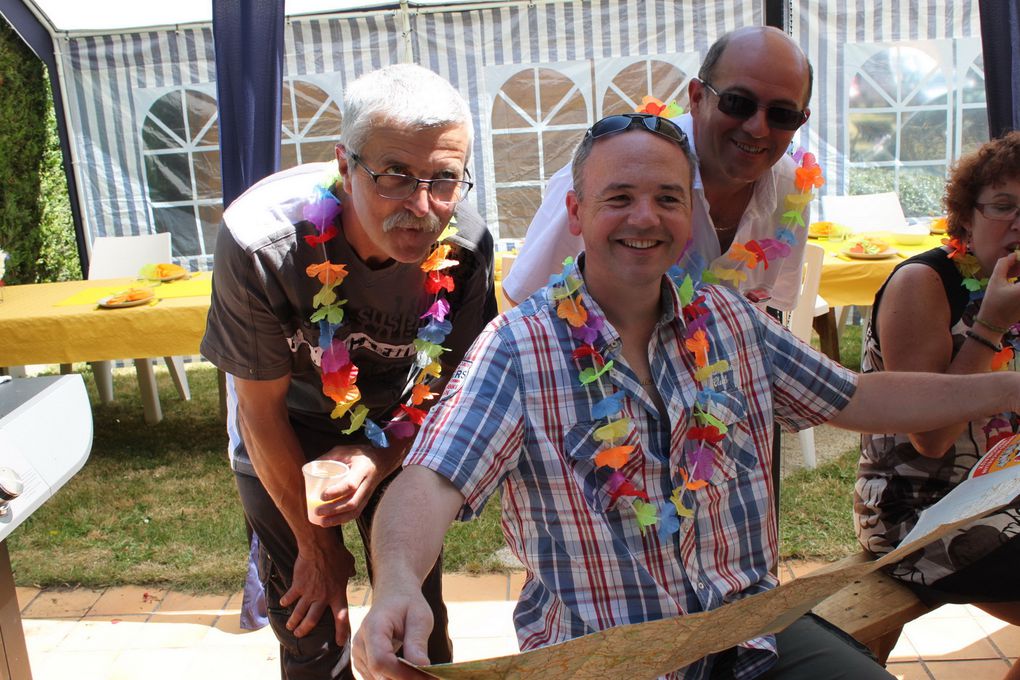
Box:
[710,614,893,679]
[236,471,452,680]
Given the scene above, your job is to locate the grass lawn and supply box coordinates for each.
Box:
[8,364,507,592]
[10,352,862,592]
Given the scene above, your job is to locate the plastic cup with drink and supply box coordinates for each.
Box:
[302,459,351,526]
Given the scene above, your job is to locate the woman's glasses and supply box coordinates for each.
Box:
[699,80,808,131]
[975,202,1020,223]
[585,113,690,149]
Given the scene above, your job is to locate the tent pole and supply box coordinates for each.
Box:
[399,1,413,63]
[978,0,1020,140]
[213,0,284,209]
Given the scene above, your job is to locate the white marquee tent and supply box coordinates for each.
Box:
[2,0,1017,270]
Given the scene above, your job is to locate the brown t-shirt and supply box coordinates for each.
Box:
[201,162,496,475]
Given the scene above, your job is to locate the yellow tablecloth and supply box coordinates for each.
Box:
[817,233,946,307]
[0,276,212,366]
[53,272,212,306]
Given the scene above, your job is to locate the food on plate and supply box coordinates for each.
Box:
[847,237,891,255]
[930,217,948,234]
[105,288,154,305]
[808,221,846,239]
[139,262,188,281]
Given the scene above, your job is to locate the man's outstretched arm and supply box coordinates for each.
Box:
[353,465,465,680]
[829,370,1020,449]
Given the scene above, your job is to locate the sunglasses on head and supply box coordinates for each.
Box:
[699,80,808,131]
[586,113,690,149]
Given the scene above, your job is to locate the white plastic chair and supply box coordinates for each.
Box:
[820,192,908,234]
[88,233,191,423]
[788,243,829,469]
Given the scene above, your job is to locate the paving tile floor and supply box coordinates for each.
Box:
[15,562,1017,680]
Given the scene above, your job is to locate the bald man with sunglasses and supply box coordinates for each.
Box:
[503,26,814,313]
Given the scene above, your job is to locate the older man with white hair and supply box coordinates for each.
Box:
[202,63,496,679]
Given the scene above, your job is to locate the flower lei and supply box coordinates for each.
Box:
[944,236,1020,370]
[636,98,824,298]
[560,101,824,535]
[303,172,459,448]
[553,255,739,538]
[704,146,822,288]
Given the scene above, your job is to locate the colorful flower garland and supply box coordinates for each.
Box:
[636,98,824,296]
[943,236,1020,371]
[554,256,735,538]
[304,171,459,449]
[562,101,824,535]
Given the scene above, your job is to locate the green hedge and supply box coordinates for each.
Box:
[848,166,945,218]
[36,83,80,282]
[0,21,79,284]
[0,21,45,284]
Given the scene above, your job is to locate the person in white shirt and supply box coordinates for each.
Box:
[503,26,815,313]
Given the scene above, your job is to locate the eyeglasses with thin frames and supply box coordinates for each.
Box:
[585,113,690,150]
[348,152,473,204]
[699,80,808,131]
[975,202,1020,223]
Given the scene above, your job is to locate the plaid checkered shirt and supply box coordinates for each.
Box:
[406,261,857,679]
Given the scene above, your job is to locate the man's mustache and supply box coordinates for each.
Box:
[383,211,443,233]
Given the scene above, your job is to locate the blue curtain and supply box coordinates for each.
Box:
[979,0,1020,139]
[211,0,285,630]
[213,0,284,208]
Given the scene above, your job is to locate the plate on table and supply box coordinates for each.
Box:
[140,263,188,282]
[98,289,155,308]
[840,248,898,260]
[808,221,847,240]
[842,237,897,259]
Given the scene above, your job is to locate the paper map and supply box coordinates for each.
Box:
[417,462,1020,679]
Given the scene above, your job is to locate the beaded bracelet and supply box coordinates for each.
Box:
[974,316,1010,334]
[965,329,1003,353]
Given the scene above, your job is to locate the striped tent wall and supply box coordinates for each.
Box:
[56,0,980,260]
[62,27,218,265]
[410,0,757,235]
[795,0,982,197]
[57,1,755,258]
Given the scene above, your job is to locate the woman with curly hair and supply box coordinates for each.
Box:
[854,131,1020,676]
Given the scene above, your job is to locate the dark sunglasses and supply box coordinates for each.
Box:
[586,113,690,150]
[699,80,807,131]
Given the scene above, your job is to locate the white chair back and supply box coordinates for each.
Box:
[88,233,172,279]
[820,192,907,234]
[789,243,826,342]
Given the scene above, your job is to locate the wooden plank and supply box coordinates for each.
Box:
[0,542,33,680]
[812,552,932,646]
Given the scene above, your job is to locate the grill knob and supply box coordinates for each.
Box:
[0,468,23,516]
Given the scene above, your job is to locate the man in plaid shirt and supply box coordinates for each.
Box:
[353,114,1020,679]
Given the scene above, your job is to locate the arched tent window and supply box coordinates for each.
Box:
[846,40,986,217]
[281,78,343,169]
[958,49,988,155]
[142,88,221,258]
[599,59,689,116]
[490,66,589,238]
